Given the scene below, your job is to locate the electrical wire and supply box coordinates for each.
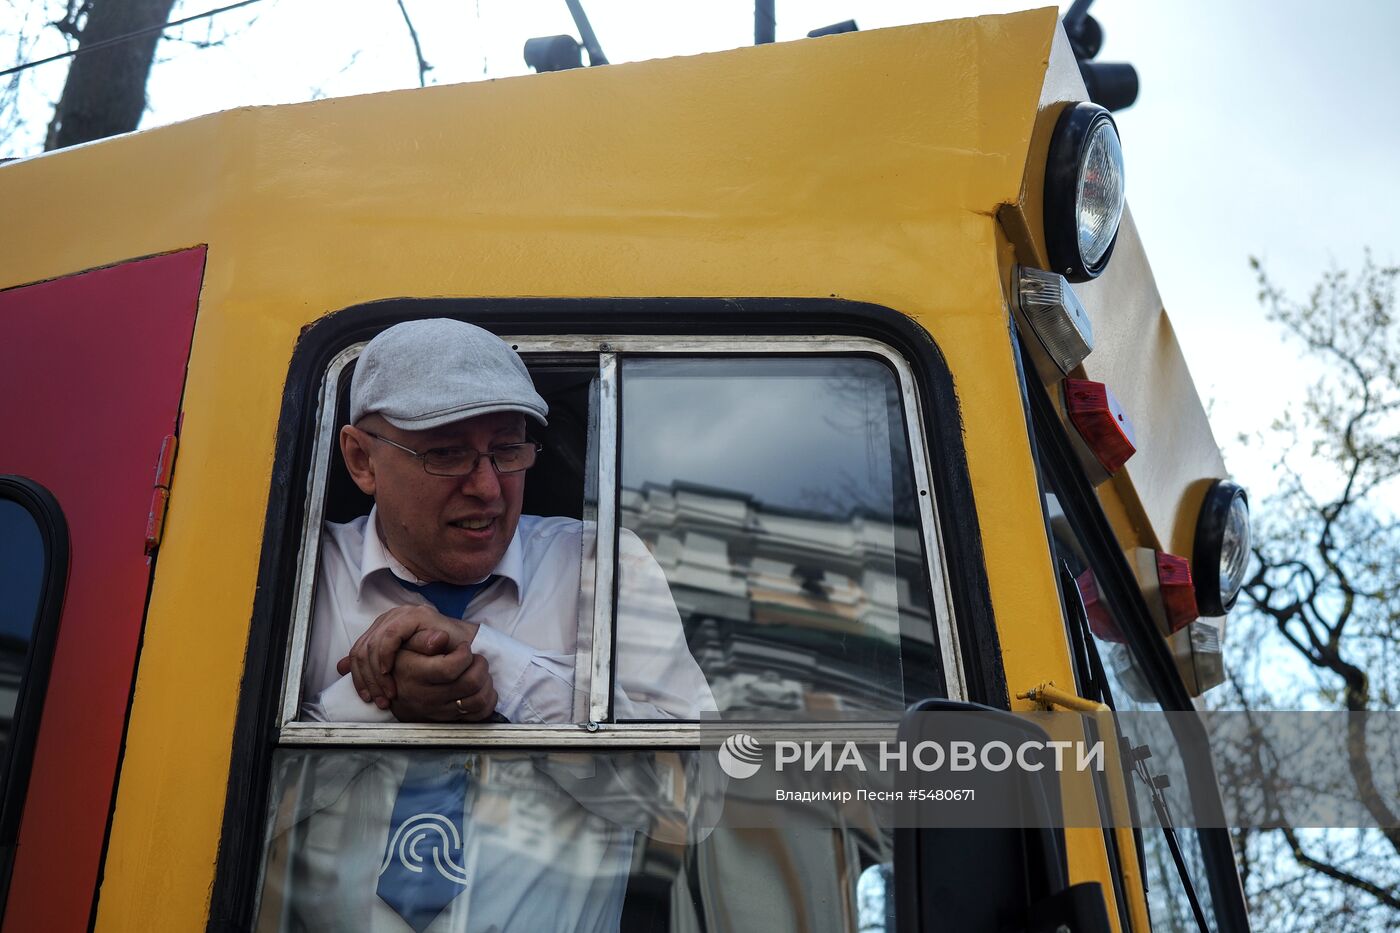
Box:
[0,0,269,79]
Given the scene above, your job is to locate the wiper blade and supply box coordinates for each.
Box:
[1131,747,1210,932]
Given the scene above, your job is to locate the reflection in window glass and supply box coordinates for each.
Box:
[255,748,891,933]
[0,498,46,778]
[617,357,938,717]
[856,863,895,933]
[1046,493,1219,931]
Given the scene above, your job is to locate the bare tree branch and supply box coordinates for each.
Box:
[1278,826,1400,911]
[1223,682,1400,914]
[394,0,431,88]
[1236,254,1400,921]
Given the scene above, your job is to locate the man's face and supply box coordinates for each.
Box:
[345,411,528,585]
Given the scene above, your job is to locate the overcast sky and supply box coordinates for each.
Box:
[5,0,1400,493]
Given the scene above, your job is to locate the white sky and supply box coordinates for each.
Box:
[5,0,1400,495]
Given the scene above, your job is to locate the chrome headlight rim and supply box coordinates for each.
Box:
[1044,101,1123,282]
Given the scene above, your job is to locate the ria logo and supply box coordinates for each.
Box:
[717,733,763,779]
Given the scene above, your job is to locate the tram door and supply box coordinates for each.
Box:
[0,248,202,931]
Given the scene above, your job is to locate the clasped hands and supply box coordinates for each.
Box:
[336,605,498,722]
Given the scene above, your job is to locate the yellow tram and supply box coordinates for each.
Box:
[0,9,1251,931]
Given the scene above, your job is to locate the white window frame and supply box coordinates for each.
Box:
[276,334,965,747]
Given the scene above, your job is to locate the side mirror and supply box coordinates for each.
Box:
[894,699,1112,933]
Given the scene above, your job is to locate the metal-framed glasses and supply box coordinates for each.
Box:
[364,431,542,476]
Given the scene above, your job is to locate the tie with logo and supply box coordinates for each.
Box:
[376,576,497,932]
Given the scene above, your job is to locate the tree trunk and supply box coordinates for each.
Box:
[46,0,178,151]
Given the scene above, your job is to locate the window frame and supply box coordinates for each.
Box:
[210,298,1003,932]
[0,476,69,918]
[278,334,965,745]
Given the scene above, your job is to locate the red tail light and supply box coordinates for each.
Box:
[1156,552,1199,633]
[1065,378,1136,474]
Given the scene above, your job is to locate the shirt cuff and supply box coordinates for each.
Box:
[468,623,537,722]
[301,674,396,723]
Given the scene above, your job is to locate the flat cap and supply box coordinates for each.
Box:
[350,319,548,430]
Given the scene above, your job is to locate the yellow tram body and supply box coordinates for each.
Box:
[0,9,1237,931]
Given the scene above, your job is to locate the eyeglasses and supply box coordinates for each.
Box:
[364,431,542,477]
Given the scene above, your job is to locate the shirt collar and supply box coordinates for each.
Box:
[354,504,525,595]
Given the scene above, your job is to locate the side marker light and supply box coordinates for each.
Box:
[1155,552,1199,634]
[1064,379,1136,475]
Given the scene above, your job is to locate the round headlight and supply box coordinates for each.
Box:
[1044,102,1125,282]
[1193,481,1251,615]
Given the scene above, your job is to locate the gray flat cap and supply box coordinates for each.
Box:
[350,319,548,430]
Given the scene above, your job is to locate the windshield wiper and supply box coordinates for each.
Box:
[1128,744,1210,932]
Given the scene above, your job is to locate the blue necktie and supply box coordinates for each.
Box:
[377,756,472,932]
[376,577,497,931]
[398,576,497,621]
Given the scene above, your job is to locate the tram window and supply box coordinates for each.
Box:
[0,479,67,898]
[300,359,603,725]
[261,332,957,932]
[0,500,45,762]
[255,745,894,933]
[617,357,940,718]
[295,348,946,725]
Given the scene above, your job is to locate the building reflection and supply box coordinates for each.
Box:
[621,480,937,716]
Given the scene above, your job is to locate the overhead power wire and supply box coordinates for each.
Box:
[1,0,268,79]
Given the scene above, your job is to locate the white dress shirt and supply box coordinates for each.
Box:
[302,507,715,723]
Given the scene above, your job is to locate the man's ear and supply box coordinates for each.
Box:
[340,425,378,496]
